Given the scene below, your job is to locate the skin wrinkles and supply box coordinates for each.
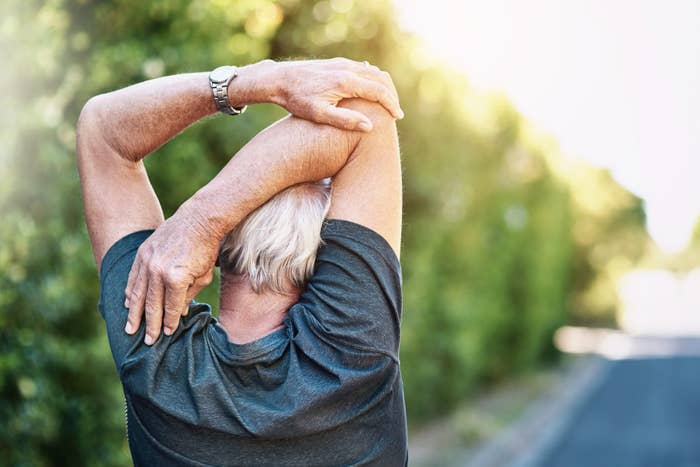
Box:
[78,58,402,345]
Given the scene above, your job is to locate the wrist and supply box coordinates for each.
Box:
[177,190,231,243]
[226,59,283,108]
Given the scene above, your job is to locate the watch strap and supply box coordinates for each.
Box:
[210,66,247,116]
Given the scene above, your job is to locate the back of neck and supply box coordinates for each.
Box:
[218,274,300,344]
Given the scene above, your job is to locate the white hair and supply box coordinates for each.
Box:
[218,179,332,294]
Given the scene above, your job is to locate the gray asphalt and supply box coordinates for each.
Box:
[539,351,700,467]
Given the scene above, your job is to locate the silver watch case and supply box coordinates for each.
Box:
[209,65,247,116]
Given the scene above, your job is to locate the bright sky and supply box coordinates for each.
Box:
[395,0,700,252]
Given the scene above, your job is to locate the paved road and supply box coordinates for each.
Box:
[538,338,700,467]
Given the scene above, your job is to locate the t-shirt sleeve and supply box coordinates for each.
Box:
[98,230,155,370]
[297,219,403,357]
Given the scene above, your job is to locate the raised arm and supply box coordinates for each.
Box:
[121,98,401,344]
[77,58,403,268]
[78,59,403,345]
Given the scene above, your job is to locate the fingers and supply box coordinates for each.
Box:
[280,57,403,129]
[356,61,404,113]
[347,75,403,121]
[163,281,188,336]
[348,60,403,119]
[144,274,165,345]
[125,259,148,335]
[125,255,140,309]
[184,268,214,307]
[125,254,214,343]
[320,106,374,132]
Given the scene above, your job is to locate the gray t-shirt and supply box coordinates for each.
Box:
[98,219,408,466]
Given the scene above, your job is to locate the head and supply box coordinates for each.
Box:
[218,179,332,295]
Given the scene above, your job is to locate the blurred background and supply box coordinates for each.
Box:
[1,0,698,465]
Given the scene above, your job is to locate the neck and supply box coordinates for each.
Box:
[218,274,300,344]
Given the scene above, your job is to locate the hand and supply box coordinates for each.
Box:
[251,58,404,131]
[124,209,217,345]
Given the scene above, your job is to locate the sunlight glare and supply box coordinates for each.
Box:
[395,0,700,253]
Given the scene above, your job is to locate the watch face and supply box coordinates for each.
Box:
[210,65,235,83]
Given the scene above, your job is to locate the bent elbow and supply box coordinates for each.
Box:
[76,94,120,164]
[76,95,105,142]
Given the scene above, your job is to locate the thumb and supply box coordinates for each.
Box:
[183,268,215,314]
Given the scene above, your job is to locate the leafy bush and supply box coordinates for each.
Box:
[0,0,646,463]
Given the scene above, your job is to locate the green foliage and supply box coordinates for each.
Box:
[0,0,647,463]
[562,164,648,326]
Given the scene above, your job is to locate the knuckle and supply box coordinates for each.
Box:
[164,306,180,318]
[132,288,146,302]
[365,79,382,93]
[127,291,138,303]
[147,262,162,275]
[144,298,160,312]
[139,243,154,258]
[380,71,395,86]
[306,106,320,122]
[334,72,352,88]
[341,114,357,127]
[163,269,182,286]
[134,274,148,288]
[308,105,323,120]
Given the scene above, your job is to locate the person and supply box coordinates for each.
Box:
[77,57,406,466]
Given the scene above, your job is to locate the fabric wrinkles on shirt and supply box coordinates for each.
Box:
[98,219,408,466]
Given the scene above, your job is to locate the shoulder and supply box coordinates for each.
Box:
[298,219,403,357]
[320,219,401,270]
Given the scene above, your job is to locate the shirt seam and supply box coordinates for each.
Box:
[322,219,401,267]
[99,230,155,283]
[322,232,400,269]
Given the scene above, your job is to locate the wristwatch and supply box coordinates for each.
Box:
[209,65,247,116]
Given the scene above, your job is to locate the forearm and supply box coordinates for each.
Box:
[114,58,404,342]
[83,62,275,162]
[178,111,361,241]
[75,64,269,265]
